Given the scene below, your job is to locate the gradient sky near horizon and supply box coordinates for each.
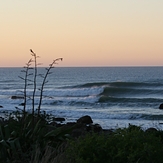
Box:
[1,1,163,67]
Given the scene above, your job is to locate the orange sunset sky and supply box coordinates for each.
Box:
[1,1,163,67]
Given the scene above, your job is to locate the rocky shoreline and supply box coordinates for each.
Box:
[50,115,158,138]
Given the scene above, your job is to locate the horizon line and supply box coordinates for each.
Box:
[0,65,163,68]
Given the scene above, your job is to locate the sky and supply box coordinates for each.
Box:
[1,0,163,67]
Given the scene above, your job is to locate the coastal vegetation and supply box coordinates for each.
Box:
[1,112,163,163]
[1,50,163,162]
[66,126,163,163]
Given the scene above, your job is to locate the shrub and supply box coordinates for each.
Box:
[66,125,163,163]
[0,112,73,162]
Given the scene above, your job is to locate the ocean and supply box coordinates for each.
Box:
[1,67,163,129]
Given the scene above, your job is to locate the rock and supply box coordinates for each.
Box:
[70,123,87,138]
[11,96,24,99]
[19,103,25,106]
[145,127,157,133]
[53,117,65,122]
[67,122,77,125]
[49,121,58,126]
[159,103,163,109]
[71,128,86,138]
[86,123,102,133]
[103,129,114,135]
[0,105,3,108]
[77,115,93,124]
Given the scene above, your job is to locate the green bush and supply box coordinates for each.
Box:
[66,125,163,163]
[0,112,72,163]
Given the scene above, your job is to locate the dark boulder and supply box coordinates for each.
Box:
[145,127,157,133]
[49,121,58,126]
[19,103,25,106]
[77,115,93,124]
[53,117,65,122]
[71,128,86,138]
[11,96,24,99]
[0,105,3,108]
[159,103,163,109]
[86,123,102,133]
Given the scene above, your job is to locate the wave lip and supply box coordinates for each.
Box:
[0,81,162,109]
[96,81,163,107]
[44,81,163,107]
[39,82,163,106]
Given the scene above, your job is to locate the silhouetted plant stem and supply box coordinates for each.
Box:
[30,49,39,116]
[23,59,33,114]
[19,49,62,121]
[37,58,63,116]
[19,58,33,119]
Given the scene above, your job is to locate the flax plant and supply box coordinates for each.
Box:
[19,58,33,116]
[20,49,62,117]
[30,49,40,116]
[37,58,63,116]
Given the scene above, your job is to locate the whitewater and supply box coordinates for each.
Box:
[1,67,163,129]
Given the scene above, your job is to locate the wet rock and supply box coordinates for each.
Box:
[19,103,25,106]
[53,117,65,122]
[77,115,93,124]
[159,103,163,109]
[11,96,24,99]
[0,105,3,108]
